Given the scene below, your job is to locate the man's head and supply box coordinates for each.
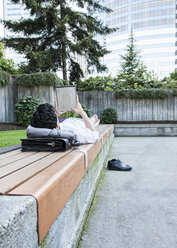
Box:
[31,103,57,129]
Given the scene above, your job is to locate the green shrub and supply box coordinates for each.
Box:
[169,70,177,80]
[14,72,68,87]
[15,96,40,127]
[77,76,116,91]
[115,89,168,99]
[59,111,77,118]
[102,107,117,124]
[0,68,10,85]
[81,104,91,118]
[59,104,91,118]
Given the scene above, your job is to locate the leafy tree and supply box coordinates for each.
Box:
[1,0,116,81]
[169,70,177,80]
[161,70,177,89]
[117,30,159,89]
[0,42,18,74]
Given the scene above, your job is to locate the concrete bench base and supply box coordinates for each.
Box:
[0,132,114,248]
[0,196,37,248]
[114,124,177,136]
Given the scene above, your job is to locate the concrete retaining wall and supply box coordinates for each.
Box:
[78,91,177,121]
[0,133,114,248]
[0,196,38,248]
[0,81,55,123]
[114,124,177,136]
[1,84,177,123]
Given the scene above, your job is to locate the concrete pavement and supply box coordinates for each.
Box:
[78,137,177,248]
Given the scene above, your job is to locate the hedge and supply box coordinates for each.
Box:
[0,68,10,86]
[14,72,69,87]
[115,89,169,99]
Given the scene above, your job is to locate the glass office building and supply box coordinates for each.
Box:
[2,0,30,64]
[97,0,176,78]
[2,0,176,78]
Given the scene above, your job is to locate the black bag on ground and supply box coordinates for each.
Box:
[21,137,72,152]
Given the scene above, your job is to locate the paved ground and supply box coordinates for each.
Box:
[79,137,177,248]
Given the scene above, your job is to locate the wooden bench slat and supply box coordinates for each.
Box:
[0,149,74,194]
[0,149,21,159]
[0,151,53,178]
[0,151,39,168]
[8,149,83,195]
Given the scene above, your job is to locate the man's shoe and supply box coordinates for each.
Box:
[107,159,132,171]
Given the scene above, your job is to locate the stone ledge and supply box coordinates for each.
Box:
[0,144,21,155]
[0,196,38,248]
[114,123,177,136]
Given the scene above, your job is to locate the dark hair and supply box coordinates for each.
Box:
[30,103,57,129]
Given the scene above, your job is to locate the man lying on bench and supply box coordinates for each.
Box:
[27,96,100,144]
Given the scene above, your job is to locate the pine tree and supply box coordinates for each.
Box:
[117,29,154,88]
[120,29,140,76]
[1,0,116,81]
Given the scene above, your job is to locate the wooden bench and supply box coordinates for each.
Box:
[0,125,114,245]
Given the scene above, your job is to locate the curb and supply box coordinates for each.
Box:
[0,144,21,154]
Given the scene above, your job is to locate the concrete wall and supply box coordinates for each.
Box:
[0,196,38,248]
[0,81,55,123]
[1,82,177,123]
[114,123,177,137]
[78,91,177,121]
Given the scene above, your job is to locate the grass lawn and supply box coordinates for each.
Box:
[0,130,26,148]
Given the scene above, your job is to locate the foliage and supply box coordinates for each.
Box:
[161,78,177,89]
[169,70,177,80]
[161,70,177,89]
[0,130,26,148]
[59,111,77,118]
[0,42,18,75]
[15,96,40,127]
[59,104,91,118]
[1,0,116,81]
[14,72,66,87]
[77,75,116,91]
[115,89,168,99]
[80,104,91,118]
[0,68,10,85]
[117,30,159,89]
[102,107,117,124]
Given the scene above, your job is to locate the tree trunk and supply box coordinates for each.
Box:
[62,43,67,80]
[60,0,67,80]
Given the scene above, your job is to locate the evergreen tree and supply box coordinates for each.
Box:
[117,29,158,88]
[120,29,140,76]
[1,0,116,81]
